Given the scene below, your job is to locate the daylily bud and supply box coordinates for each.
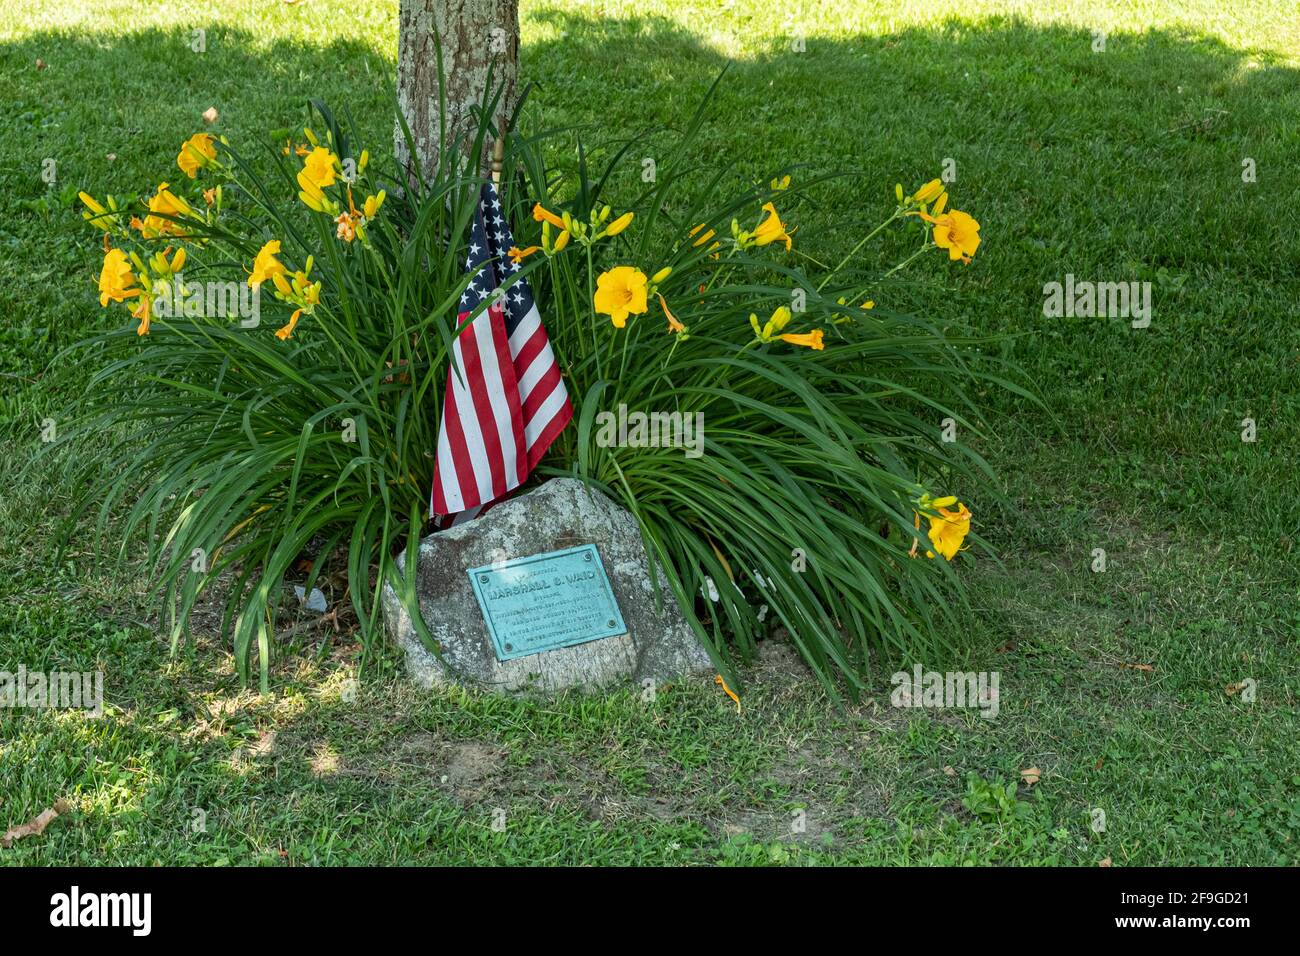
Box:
[650,266,671,284]
[913,179,944,204]
[895,183,904,202]
[553,229,570,252]
[79,192,106,215]
[605,211,633,237]
[358,149,370,173]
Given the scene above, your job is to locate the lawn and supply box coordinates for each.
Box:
[1,0,1298,865]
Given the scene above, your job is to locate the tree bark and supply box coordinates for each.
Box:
[395,0,520,181]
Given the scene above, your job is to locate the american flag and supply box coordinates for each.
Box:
[430,182,572,522]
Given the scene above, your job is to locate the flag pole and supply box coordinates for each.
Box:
[490,137,504,186]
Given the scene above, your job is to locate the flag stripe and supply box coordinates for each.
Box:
[460,321,511,500]
[431,182,574,520]
[515,331,552,398]
[526,390,573,468]
[507,305,542,358]
[442,367,479,511]
[521,359,563,423]
[449,353,490,505]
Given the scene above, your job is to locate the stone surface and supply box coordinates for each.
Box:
[382,478,714,693]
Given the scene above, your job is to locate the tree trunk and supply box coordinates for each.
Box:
[395,0,520,181]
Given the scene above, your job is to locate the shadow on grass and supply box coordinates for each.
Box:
[4,12,1297,412]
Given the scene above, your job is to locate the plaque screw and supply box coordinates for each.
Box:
[479,575,489,583]
[608,619,616,628]
[504,643,513,651]
[584,553,592,562]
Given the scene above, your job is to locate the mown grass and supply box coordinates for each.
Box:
[1,0,1297,865]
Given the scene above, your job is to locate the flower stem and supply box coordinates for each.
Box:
[818,209,902,291]
[881,242,931,280]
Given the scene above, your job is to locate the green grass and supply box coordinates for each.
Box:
[2,0,1298,865]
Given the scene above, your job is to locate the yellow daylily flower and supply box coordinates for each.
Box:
[136,183,194,238]
[176,133,217,178]
[98,248,140,306]
[300,146,339,189]
[658,293,687,336]
[335,194,362,242]
[925,502,972,560]
[248,240,287,288]
[715,674,741,712]
[533,203,566,230]
[132,295,152,336]
[276,309,303,341]
[593,266,648,329]
[748,202,795,250]
[508,245,540,264]
[778,329,825,350]
[921,208,981,263]
[335,213,357,242]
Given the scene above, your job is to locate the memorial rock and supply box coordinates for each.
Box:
[382,478,715,693]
